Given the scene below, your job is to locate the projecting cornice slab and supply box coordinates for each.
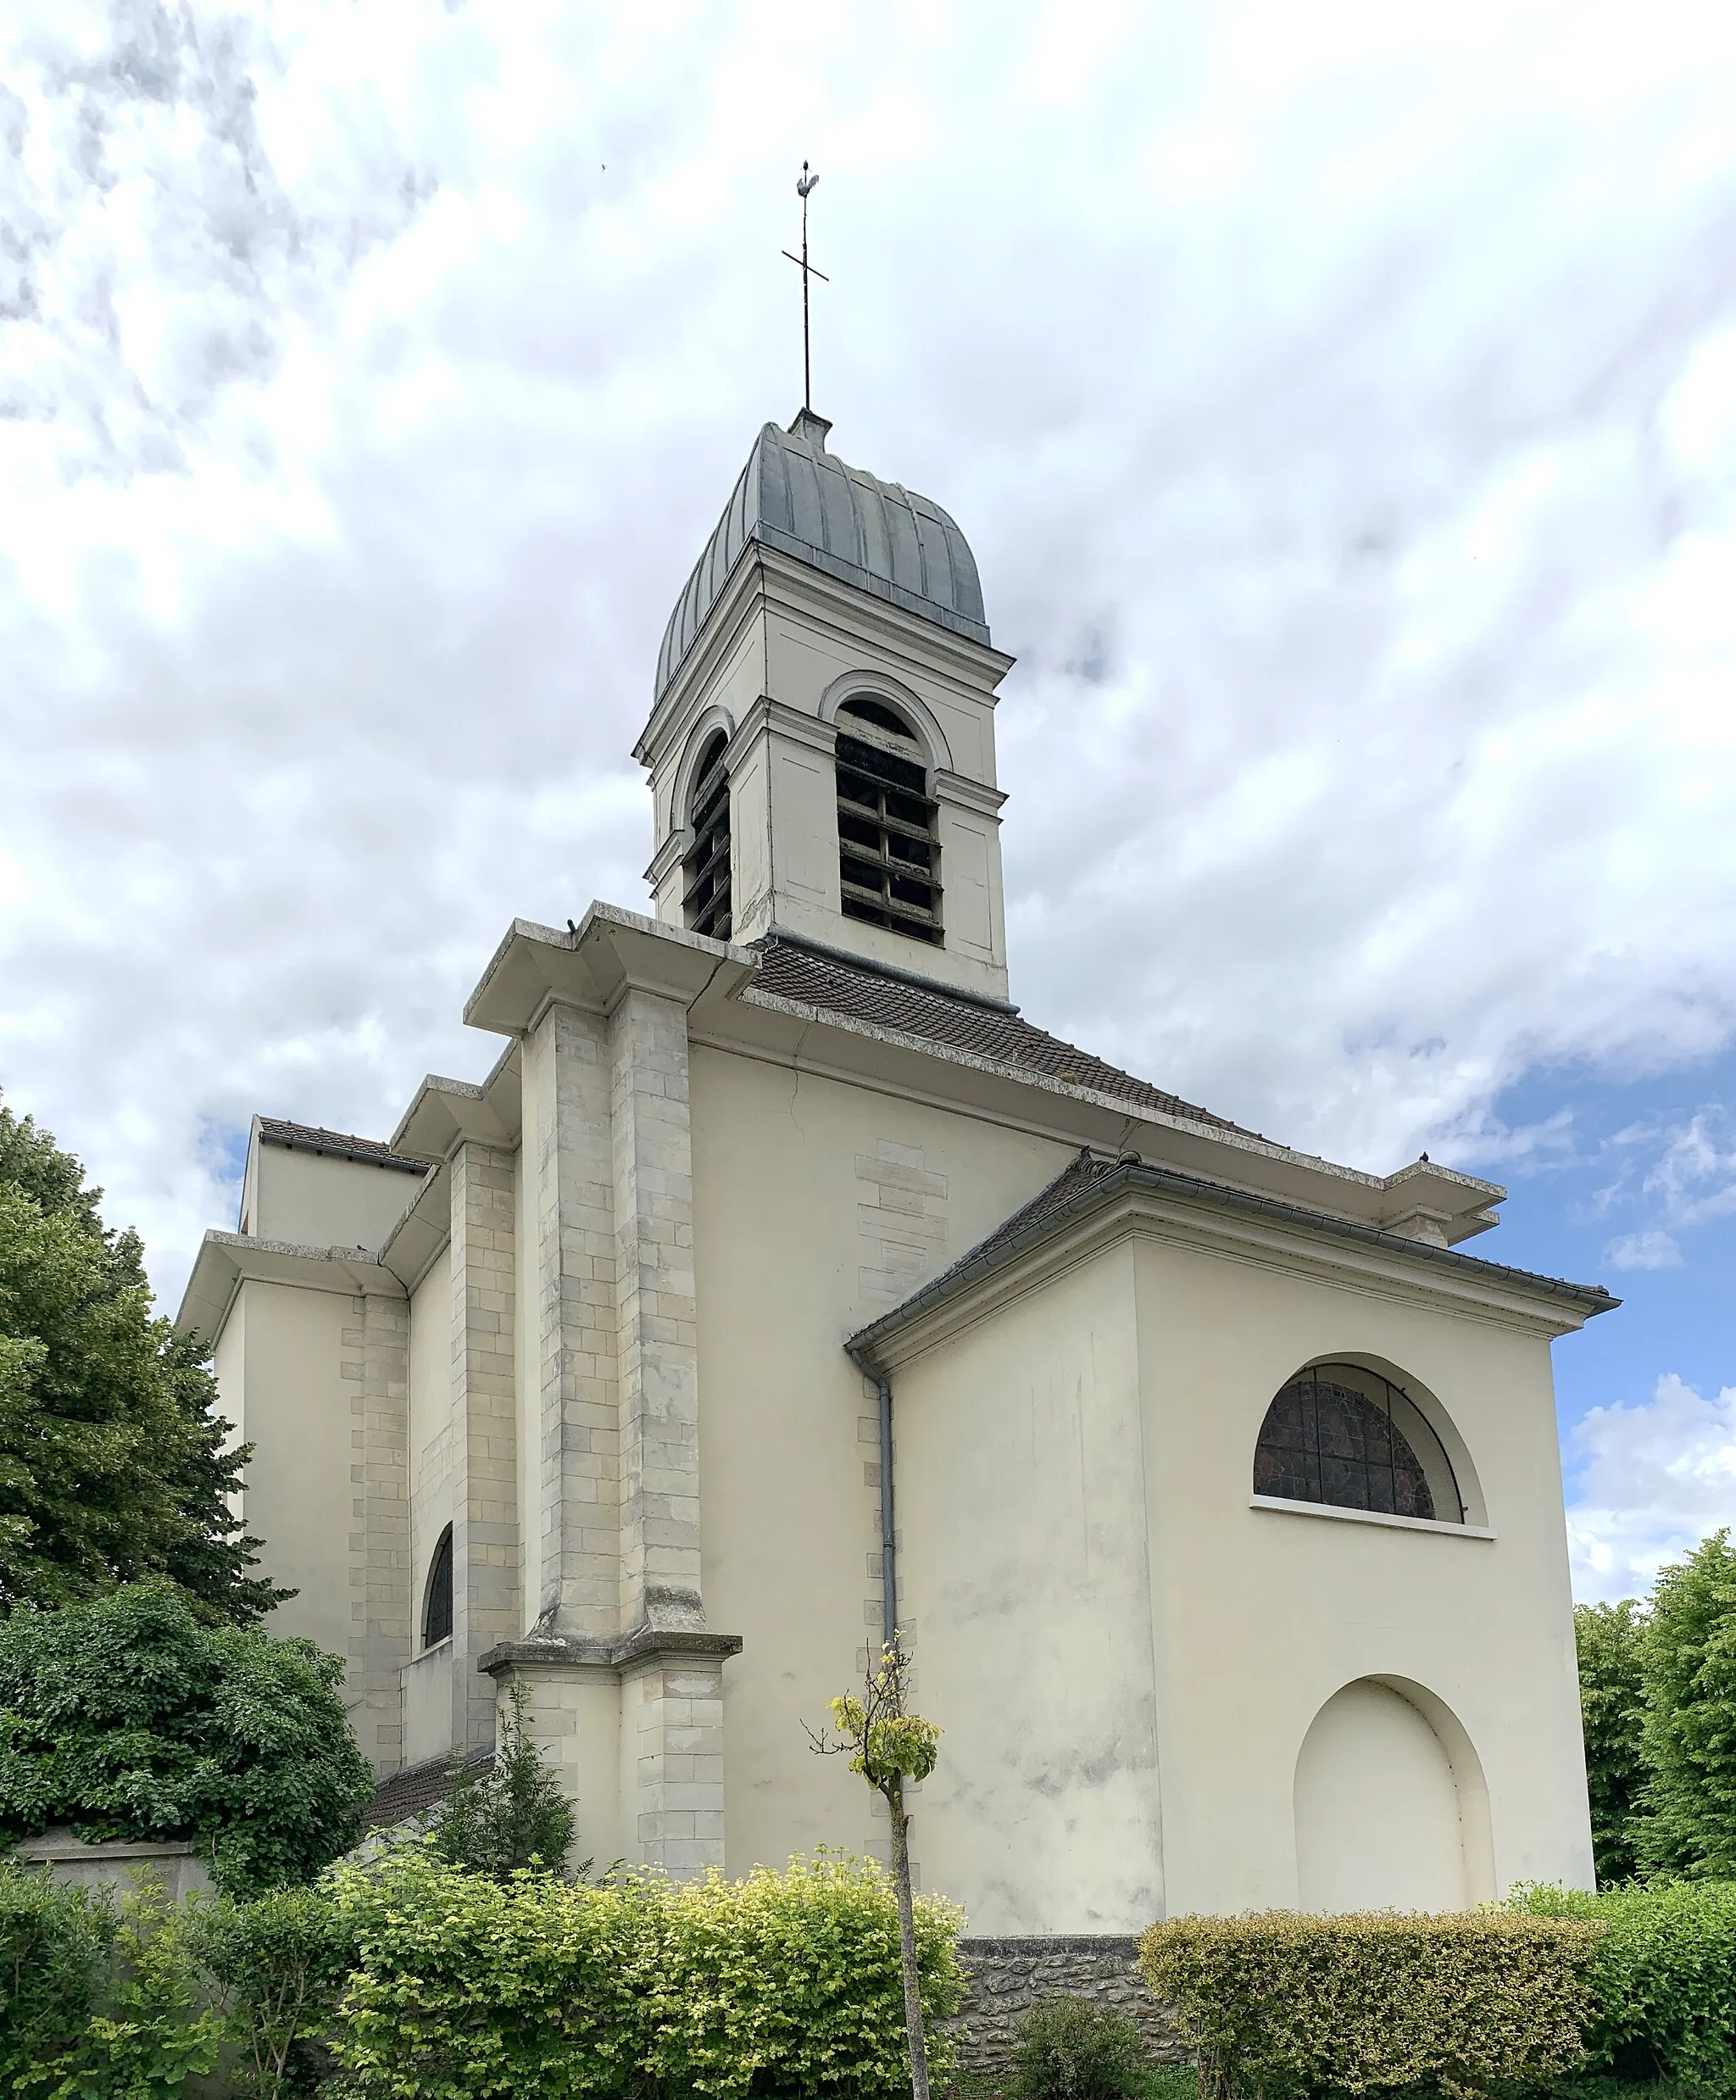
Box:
[175,1229,404,1343]
[460,902,758,1039]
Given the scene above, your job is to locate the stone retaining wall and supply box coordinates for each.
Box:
[946,1936,1188,2071]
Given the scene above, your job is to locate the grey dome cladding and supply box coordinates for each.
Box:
[654,410,990,701]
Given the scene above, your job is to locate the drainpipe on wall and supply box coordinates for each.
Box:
[847,1343,897,1649]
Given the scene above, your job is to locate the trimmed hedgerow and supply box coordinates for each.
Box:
[1513,1877,1736,2092]
[1137,1908,1603,2099]
[331,1844,965,2100]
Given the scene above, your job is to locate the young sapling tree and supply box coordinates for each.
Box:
[810,1634,943,2100]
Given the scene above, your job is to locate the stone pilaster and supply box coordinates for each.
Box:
[622,1651,728,1876]
[607,986,727,1872]
[521,1004,620,1637]
[448,1141,520,1753]
[348,1287,409,1774]
[609,988,704,1633]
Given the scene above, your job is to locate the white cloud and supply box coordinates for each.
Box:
[2,0,1736,1314]
[1567,1373,1736,1601]
[1603,1230,1683,1272]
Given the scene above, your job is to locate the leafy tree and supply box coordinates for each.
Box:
[1638,1527,1736,1879]
[811,1634,943,2100]
[0,1096,283,1624]
[430,1679,580,1880]
[1575,1598,1650,1884]
[0,1579,373,1894]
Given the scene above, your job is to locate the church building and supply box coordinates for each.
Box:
[178,408,1611,1927]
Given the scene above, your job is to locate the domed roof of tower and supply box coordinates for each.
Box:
[654,409,989,701]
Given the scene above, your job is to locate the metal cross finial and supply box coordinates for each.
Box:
[782,160,828,415]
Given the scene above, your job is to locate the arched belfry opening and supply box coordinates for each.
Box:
[682,730,732,940]
[835,695,942,946]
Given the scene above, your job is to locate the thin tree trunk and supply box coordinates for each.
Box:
[885,1773,932,2100]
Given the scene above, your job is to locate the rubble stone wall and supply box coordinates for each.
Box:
[947,1936,1188,2071]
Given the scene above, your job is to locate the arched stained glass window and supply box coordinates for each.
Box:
[423,1523,454,1647]
[1255,1363,1460,1522]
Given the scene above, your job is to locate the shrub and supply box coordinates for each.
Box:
[0,1857,114,2091]
[1137,1909,1603,2100]
[431,1681,580,1881]
[1512,1877,1736,2092]
[1576,1598,1650,1885]
[331,1843,965,2100]
[1010,1995,1148,2100]
[188,1882,362,2097]
[0,1579,374,1894]
[0,1867,220,2097]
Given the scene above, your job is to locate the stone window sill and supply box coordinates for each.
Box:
[414,1636,453,1662]
[1249,1494,1494,1540]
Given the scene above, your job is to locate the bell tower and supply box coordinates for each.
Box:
[634,410,1016,1005]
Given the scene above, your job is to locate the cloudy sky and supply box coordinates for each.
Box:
[3,0,1735,1603]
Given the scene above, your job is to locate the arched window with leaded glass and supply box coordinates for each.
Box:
[423,1523,454,1648]
[834,695,942,946]
[1253,1362,1466,1523]
[682,730,732,940]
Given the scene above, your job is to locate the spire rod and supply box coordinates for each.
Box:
[782,161,828,415]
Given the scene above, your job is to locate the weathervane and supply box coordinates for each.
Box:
[782,161,828,415]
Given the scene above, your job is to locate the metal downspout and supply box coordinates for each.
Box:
[848,1344,897,1648]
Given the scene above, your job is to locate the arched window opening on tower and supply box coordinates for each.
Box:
[423,1523,454,1647]
[835,695,942,946]
[1254,1362,1465,1523]
[682,731,732,940]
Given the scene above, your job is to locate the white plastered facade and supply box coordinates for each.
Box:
[177,413,1605,1925]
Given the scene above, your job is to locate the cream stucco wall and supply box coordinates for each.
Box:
[687,1042,1075,1877]
[1132,1232,1591,1912]
[248,1143,424,1252]
[883,1221,1594,1930]
[229,1280,358,1674]
[893,1245,1165,1931]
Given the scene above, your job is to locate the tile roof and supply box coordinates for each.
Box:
[747,938,1256,1136]
[258,1118,431,1174]
[849,1150,1619,1350]
[359,1747,489,1832]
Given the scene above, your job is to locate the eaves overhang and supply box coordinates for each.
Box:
[724,970,1505,1246]
[175,1229,405,1344]
[391,1039,521,1161]
[460,902,758,1039]
[845,1158,1619,1370]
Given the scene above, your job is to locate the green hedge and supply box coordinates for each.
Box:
[1512,1878,1736,2092]
[332,1845,964,2100]
[0,1581,373,1894]
[1138,1909,1603,2099]
[3,1847,961,2099]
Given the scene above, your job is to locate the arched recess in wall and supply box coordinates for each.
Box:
[422,1523,453,1649]
[1253,1356,1486,1526]
[832,690,943,947]
[1293,1676,1494,1912]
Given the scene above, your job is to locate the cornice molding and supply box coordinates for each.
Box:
[478,1625,744,1680]
[175,1229,404,1341]
[849,1171,1615,1371]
